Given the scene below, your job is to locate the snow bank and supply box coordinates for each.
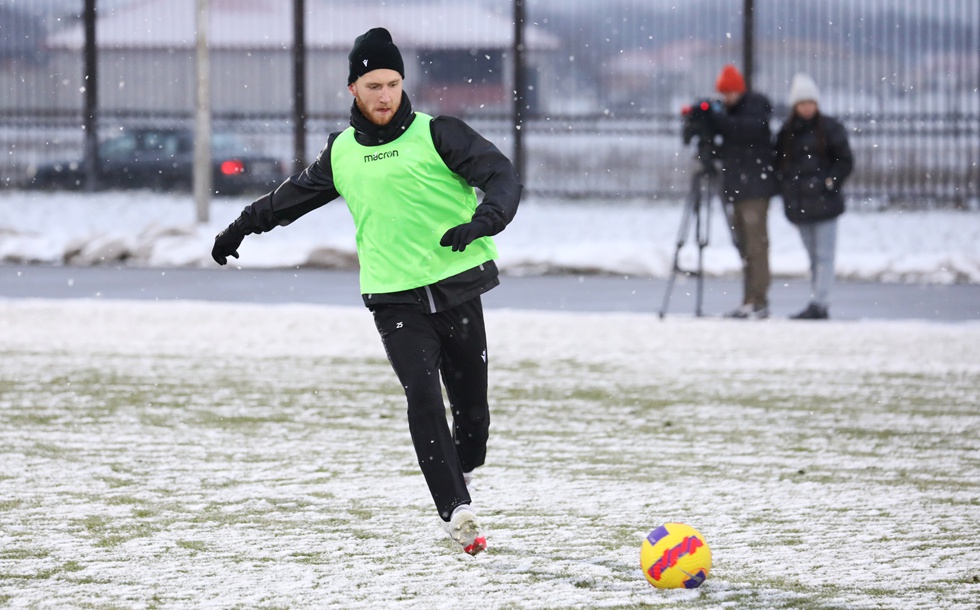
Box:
[1,191,977,283]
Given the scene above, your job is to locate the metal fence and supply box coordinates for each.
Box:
[2,0,978,207]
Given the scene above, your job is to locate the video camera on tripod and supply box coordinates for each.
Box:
[658,98,738,319]
[680,99,722,170]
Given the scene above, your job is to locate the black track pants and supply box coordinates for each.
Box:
[372,297,490,520]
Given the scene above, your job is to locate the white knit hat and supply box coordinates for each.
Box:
[788,73,820,106]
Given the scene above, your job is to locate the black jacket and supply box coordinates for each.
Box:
[709,91,777,203]
[774,112,853,224]
[234,93,522,312]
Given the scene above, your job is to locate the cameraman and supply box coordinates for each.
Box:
[705,64,777,319]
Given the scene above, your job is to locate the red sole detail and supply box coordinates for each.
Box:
[464,537,487,555]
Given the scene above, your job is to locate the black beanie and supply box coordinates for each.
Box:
[348,27,404,85]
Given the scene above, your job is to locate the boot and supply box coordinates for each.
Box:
[790,303,829,320]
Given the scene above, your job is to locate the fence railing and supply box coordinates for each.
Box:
[1,0,978,207]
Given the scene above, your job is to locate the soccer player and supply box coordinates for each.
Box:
[211,27,521,555]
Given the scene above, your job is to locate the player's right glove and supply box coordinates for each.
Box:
[212,220,248,265]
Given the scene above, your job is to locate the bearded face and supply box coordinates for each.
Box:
[349,69,403,126]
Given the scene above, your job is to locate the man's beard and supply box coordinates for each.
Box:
[355,96,395,126]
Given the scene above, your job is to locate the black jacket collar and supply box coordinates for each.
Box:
[788,112,821,132]
[350,92,416,146]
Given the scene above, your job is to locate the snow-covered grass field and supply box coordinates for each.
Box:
[1,299,978,608]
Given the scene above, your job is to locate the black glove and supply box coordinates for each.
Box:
[211,223,246,265]
[440,218,492,252]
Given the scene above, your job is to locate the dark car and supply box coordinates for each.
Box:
[26,127,287,196]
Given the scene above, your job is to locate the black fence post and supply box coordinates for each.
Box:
[513,0,526,182]
[743,0,754,90]
[83,0,98,191]
[292,0,306,173]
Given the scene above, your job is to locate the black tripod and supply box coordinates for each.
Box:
[658,158,737,319]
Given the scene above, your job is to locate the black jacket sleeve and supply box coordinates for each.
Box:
[237,132,343,234]
[823,116,854,190]
[429,116,522,235]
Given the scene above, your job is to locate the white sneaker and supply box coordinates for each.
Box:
[724,303,770,319]
[441,504,487,556]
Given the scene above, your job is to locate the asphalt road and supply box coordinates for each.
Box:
[2,264,978,322]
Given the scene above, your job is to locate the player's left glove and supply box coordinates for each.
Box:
[440,218,492,252]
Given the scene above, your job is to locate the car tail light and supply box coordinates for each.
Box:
[220,159,245,175]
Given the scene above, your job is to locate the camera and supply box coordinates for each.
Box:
[680,98,722,145]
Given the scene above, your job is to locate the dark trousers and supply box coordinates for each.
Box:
[731,197,771,308]
[372,297,490,521]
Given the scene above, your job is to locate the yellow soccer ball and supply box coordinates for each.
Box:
[640,522,711,589]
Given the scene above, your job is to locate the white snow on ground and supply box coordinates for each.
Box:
[0,300,978,608]
[1,191,979,607]
[0,191,978,283]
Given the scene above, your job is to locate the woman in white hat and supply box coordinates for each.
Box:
[774,73,854,320]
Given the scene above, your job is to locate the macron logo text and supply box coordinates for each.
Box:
[364,150,399,163]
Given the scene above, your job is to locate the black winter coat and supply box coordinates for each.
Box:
[709,91,777,203]
[774,113,854,224]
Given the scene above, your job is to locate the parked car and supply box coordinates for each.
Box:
[26,127,287,196]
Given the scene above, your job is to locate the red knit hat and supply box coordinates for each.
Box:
[715,64,746,94]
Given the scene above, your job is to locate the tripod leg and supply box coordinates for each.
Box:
[659,228,686,319]
[695,176,712,317]
[659,261,678,319]
[660,172,706,319]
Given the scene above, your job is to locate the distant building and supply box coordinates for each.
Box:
[9,0,559,118]
[0,6,46,67]
[601,38,911,115]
